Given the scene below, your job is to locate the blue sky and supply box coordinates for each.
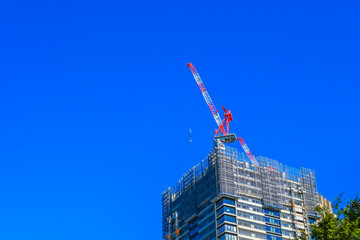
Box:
[0,1,359,239]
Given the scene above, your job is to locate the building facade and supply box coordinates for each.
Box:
[318,194,333,214]
[162,142,320,240]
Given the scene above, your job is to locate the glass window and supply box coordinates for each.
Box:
[237,210,265,222]
[239,229,268,239]
[280,213,291,220]
[218,225,225,234]
[217,198,235,208]
[217,206,235,216]
[219,233,237,240]
[282,230,295,237]
[199,223,215,238]
[238,220,266,231]
[266,226,281,234]
[218,224,236,234]
[296,224,305,229]
[198,216,214,229]
[295,207,303,212]
[264,217,280,225]
[281,221,292,228]
[189,219,198,229]
[218,215,236,225]
[237,202,263,213]
[309,218,316,224]
[266,235,281,240]
[264,209,280,217]
[189,226,198,237]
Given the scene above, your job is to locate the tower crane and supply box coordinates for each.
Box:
[187,63,259,166]
[187,63,236,144]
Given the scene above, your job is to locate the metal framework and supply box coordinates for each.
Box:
[172,62,319,239]
[187,63,234,139]
[187,63,260,166]
[238,137,259,166]
[162,143,319,239]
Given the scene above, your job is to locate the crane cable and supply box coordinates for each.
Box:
[188,67,193,160]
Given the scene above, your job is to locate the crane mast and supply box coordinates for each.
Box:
[187,62,259,166]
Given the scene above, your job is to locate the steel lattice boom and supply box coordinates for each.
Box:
[238,137,259,166]
[187,63,223,127]
[187,62,259,166]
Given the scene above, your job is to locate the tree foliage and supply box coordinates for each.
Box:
[295,193,360,240]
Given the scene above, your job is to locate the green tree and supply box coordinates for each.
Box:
[294,194,360,240]
[296,230,308,240]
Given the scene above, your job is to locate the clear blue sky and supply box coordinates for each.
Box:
[0,1,359,239]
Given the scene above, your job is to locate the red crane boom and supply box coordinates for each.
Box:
[187,63,235,143]
[187,63,260,166]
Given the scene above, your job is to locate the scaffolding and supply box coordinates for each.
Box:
[162,142,319,239]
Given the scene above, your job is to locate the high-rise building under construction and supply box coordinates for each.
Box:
[162,142,319,240]
[162,63,320,240]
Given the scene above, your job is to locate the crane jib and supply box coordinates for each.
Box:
[187,62,260,167]
[194,77,222,126]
